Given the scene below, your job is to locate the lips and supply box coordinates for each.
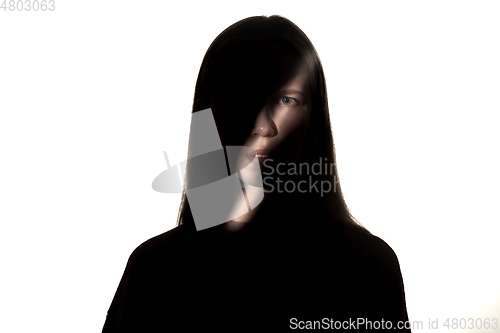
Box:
[246,147,270,163]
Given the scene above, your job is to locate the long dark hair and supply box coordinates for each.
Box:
[176,15,368,233]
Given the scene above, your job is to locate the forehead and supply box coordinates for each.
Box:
[211,39,304,90]
[277,65,310,97]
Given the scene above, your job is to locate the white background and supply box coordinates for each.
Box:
[1,1,499,332]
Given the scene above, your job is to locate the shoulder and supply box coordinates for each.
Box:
[341,224,402,273]
[127,223,196,265]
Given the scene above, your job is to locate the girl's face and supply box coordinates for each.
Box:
[225,65,312,226]
[243,65,312,165]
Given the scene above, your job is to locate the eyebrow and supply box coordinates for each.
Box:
[279,89,304,96]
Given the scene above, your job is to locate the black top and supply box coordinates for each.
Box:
[102,217,411,332]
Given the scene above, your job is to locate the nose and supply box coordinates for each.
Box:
[252,107,277,137]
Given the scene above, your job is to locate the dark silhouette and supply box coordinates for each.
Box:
[102,16,411,332]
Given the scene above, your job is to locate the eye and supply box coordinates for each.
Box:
[278,96,298,106]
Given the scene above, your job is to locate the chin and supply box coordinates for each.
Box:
[224,219,250,232]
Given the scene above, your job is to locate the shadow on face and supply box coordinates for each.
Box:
[208,39,313,164]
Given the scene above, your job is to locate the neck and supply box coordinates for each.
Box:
[224,190,326,232]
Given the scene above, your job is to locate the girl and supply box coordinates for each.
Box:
[103,15,411,332]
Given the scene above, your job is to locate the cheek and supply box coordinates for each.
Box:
[274,108,311,152]
[275,108,310,140]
